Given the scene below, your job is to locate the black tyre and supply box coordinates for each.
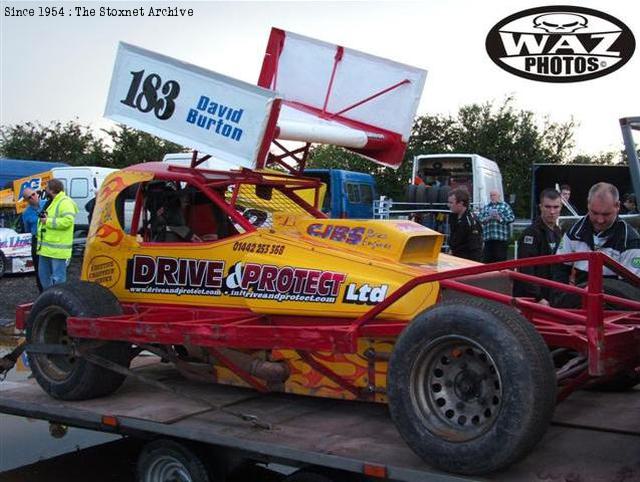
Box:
[558,278,640,310]
[403,184,418,209]
[437,185,451,204]
[425,185,439,204]
[26,281,131,400]
[405,184,417,203]
[137,439,212,482]
[0,250,6,278]
[388,298,556,475]
[416,184,427,204]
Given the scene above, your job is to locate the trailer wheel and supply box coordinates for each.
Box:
[137,439,213,482]
[388,298,556,475]
[26,281,131,400]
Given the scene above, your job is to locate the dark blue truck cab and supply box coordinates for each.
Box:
[304,168,377,219]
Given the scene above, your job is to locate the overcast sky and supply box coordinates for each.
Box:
[1,0,638,158]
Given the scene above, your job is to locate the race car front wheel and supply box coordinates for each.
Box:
[387,297,556,475]
[26,280,131,400]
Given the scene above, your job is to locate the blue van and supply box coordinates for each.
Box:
[304,169,377,219]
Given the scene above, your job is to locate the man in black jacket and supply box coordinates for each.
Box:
[447,188,483,261]
[513,188,563,304]
[551,182,640,306]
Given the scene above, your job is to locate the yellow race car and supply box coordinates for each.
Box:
[17,160,640,475]
[15,31,640,476]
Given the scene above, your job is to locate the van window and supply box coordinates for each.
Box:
[346,183,373,204]
[346,183,360,203]
[70,178,89,199]
[360,184,373,203]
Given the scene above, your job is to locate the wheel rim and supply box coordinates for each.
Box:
[30,306,78,381]
[145,455,194,482]
[410,335,503,442]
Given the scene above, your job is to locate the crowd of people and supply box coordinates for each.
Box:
[446,181,640,306]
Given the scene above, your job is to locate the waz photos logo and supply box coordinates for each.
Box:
[486,6,635,82]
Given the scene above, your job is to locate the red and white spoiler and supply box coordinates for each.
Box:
[260,28,427,169]
[104,30,426,171]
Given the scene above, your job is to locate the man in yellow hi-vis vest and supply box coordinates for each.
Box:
[37,178,78,289]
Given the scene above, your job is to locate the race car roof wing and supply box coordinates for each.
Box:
[104,42,281,171]
[259,28,427,170]
[104,31,426,172]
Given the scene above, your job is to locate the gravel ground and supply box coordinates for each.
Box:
[0,255,83,322]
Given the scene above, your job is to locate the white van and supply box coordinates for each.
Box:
[411,153,504,207]
[51,166,116,233]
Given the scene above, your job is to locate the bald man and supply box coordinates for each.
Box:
[552,182,640,303]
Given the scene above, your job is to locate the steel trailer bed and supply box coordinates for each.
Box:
[0,361,638,482]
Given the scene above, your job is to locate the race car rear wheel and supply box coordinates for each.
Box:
[388,298,556,475]
[26,281,131,400]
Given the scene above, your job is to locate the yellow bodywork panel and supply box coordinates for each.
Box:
[80,168,478,402]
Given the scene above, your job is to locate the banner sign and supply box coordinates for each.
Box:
[105,42,281,169]
[13,170,53,214]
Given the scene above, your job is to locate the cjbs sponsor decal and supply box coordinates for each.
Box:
[486,6,635,82]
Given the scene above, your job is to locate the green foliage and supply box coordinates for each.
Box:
[570,151,621,165]
[309,98,580,216]
[0,121,109,166]
[102,126,185,168]
[0,120,185,168]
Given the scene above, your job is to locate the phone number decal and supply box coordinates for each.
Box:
[232,242,285,255]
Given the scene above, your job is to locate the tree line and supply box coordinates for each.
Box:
[0,98,625,215]
[0,121,184,170]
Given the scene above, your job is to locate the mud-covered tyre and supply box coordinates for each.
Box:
[26,281,131,401]
[137,439,213,482]
[388,298,556,475]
